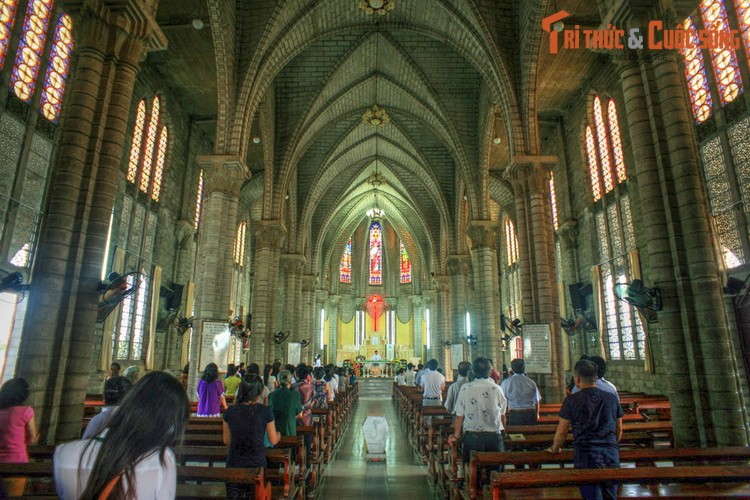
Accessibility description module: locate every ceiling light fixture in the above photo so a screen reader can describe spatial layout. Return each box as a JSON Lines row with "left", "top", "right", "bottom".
{"left": 192, "top": 18, "right": 204, "bottom": 30}
{"left": 252, "top": 137, "right": 261, "bottom": 144}
{"left": 492, "top": 137, "right": 501, "bottom": 145}
{"left": 359, "top": 0, "right": 395, "bottom": 16}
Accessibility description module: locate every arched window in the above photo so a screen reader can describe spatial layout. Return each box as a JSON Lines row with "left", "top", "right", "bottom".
{"left": 701, "top": 0, "right": 743, "bottom": 105}
{"left": 339, "top": 238, "right": 351, "bottom": 283}
{"left": 194, "top": 169, "right": 204, "bottom": 230}
{"left": 586, "top": 94, "right": 645, "bottom": 361}
{"left": 234, "top": 221, "right": 247, "bottom": 265}
{"left": 549, "top": 173, "right": 559, "bottom": 231}
{"left": 503, "top": 217, "right": 521, "bottom": 321}
{"left": 116, "top": 273, "right": 149, "bottom": 361}
{"left": 681, "top": 17, "right": 713, "bottom": 123}
{"left": 737, "top": 0, "right": 750, "bottom": 61}
{"left": 369, "top": 221, "right": 383, "bottom": 285}
{"left": 0, "top": 0, "right": 19, "bottom": 70}
{"left": 40, "top": 13, "right": 73, "bottom": 122}
{"left": 126, "top": 96, "right": 168, "bottom": 202}
{"left": 399, "top": 240, "right": 411, "bottom": 284}
{"left": 10, "top": 0, "right": 52, "bottom": 103}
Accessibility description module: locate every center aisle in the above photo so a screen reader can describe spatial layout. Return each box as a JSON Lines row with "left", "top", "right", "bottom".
{"left": 315, "top": 378, "right": 438, "bottom": 499}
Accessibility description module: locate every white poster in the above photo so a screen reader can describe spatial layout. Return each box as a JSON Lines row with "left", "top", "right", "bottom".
{"left": 200, "top": 321, "right": 231, "bottom": 369}
{"left": 522, "top": 323, "right": 552, "bottom": 374}
{"left": 450, "top": 343, "right": 464, "bottom": 372}
{"left": 386, "top": 344, "right": 395, "bottom": 360}
{"left": 288, "top": 342, "right": 301, "bottom": 366}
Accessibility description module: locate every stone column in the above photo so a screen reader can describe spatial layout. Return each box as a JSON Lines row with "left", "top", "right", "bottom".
{"left": 433, "top": 275, "right": 452, "bottom": 366}
{"left": 467, "top": 221, "right": 502, "bottom": 359}
{"left": 327, "top": 296, "right": 339, "bottom": 364}
{"left": 281, "top": 254, "right": 305, "bottom": 358}
{"left": 651, "top": 53, "right": 747, "bottom": 445}
{"left": 558, "top": 220, "right": 584, "bottom": 361}
{"left": 410, "top": 295, "right": 423, "bottom": 358}
{"left": 14, "top": 1, "right": 166, "bottom": 442}
{"left": 189, "top": 156, "right": 248, "bottom": 396}
{"left": 507, "top": 157, "right": 565, "bottom": 402}
{"left": 250, "top": 221, "right": 286, "bottom": 365}
{"left": 301, "top": 275, "right": 317, "bottom": 364}
{"left": 315, "top": 289, "right": 328, "bottom": 362}
{"left": 446, "top": 255, "right": 471, "bottom": 344}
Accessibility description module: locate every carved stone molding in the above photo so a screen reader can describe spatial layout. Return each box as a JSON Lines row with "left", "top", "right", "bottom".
{"left": 174, "top": 219, "right": 195, "bottom": 247}
{"left": 446, "top": 255, "right": 471, "bottom": 277}
{"left": 302, "top": 275, "right": 318, "bottom": 292}
{"left": 410, "top": 295, "right": 423, "bottom": 307}
{"left": 197, "top": 155, "right": 249, "bottom": 197}
{"left": 281, "top": 254, "right": 306, "bottom": 274}
{"left": 558, "top": 219, "right": 579, "bottom": 248}
{"left": 253, "top": 220, "right": 286, "bottom": 250}
{"left": 506, "top": 155, "right": 557, "bottom": 196}
{"left": 467, "top": 220, "right": 500, "bottom": 251}
{"left": 433, "top": 275, "right": 451, "bottom": 293}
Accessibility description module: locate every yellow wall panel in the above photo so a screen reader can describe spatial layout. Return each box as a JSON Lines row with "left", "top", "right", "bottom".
{"left": 339, "top": 318, "right": 355, "bottom": 346}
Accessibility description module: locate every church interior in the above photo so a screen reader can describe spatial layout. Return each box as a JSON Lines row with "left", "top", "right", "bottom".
{"left": 1, "top": 0, "right": 750, "bottom": 496}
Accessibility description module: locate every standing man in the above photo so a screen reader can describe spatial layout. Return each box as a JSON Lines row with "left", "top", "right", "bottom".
{"left": 448, "top": 358, "right": 507, "bottom": 480}
{"left": 444, "top": 361, "right": 471, "bottom": 413}
{"left": 371, "top": 351, "right": 382, "bottom": 361}
{"left": 414, "top": 363, "right": 427, "bottom": 386}
{"left": 500, "top": 358, "right": 541, "bottom": 425}
{"left": 547, "top": 359, "right": 623, "bottom": 500}
{"left": 404, "top": 363, "right": 416, "bottom": 386}
{"left": 571, "top": 355, "right": 619, "bottom": 402}
{"left": 420, "top": 359, "right": 445, "bottom": 405}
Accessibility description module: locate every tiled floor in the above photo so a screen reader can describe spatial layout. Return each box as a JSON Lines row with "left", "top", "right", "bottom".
{"left": 315, "top": 378, "right": 439, "bottom": 499}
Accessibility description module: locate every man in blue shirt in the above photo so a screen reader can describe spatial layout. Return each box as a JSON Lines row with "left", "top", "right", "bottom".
{"left": 571, "top": 355, "right": 619, "bottom": 402}
{"left": 500, "top": 358, "right": 541, "bottom": 425}
{"left": 547, "top": 359, "right": 623, "bottom": 500}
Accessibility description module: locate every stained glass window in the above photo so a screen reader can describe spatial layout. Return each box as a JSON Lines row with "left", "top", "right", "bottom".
{"left": 234, "top": 221, "right": 247, "bottom": 265}
{"left": 0, "top": 0, "right": 19, "bottom": 70}
{"left": 585, "top": 127, "right": 601, "bottom": 201}
{"left": 504, "top": 218, "right": 519, "bottom": 266}
{"left": 701, "top": 0, "right": 743, "bottom": 104}
{"left": 152, "top": 126, "right": 167, "bottom": 202}
{"left": 10, "top": 0, "right": 52, "bottom": 102}
{"left": 607, "top": 100, "right": 627, "bottom": 184}
{"left": 400, "top": 240, "right": 412, "bottom": 284}
{"left": 549, "top": 173, "right": 559, "bottom": 231}
{"left": 369, "top": 221, "right": 383, "bottom": 285}
{"left": 40, "top": 14, "right": 73, "bottom": 122}
{"left": 194, "top": 169, "right": 204, "bottom": 230}
{"left": 736, "top": 0, "right": 750, "bottom": 62}
{"left": 139, "top": 96, "right": 160, "bottom": 194}
{"left": 339, "top": 238, "right": 352, "bottom": 283}
{"left": 127, "top": 100, "right": 146, "bottom": 183}
{"left": 682, "top": 17, "right": 714, "bottom": 123}
{"left": 593, "top": 96, "right": 614, "bottom": 194}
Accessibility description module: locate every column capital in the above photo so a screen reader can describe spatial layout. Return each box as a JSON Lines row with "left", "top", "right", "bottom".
{"left": 467, "top": 220, "right": 500, "bottom": 251}
{"left": 558, "top": 219, "right": 579, "bottom": 247}
{"left": 174, "top": 219, "right": 195, "bottom": 246}
{"left": 253, "top": 220, "right": 286, "bottom": 250}
{"left": 433, "top": 275, "right": 451, "bottom": 293}
{"left": 302, "top": 275, "right": 318, "bottom": 291}
{"left": 197, "top": 155, "right": 249, "bottom": 197}
{"left": 446, "top": 255, "right": 471, "bottom": 277}
{"left": 281, "top": 254, "right": 306, "bottom": 274}
{"left": 506, "top": 156, "right": 556, "bottom": 195}
{"left": 410, "top": 295, "right": 423, "bottom": 307}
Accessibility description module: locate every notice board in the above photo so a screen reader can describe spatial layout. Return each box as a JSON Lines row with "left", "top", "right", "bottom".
{"left": 200, "top": 321, "right": 231, "bottom": 368}
{"left": 288, "top": 342, "right": 301, "bottom": 366}
{"left": 522, "top": 323, "right": 552, "bottom": 374}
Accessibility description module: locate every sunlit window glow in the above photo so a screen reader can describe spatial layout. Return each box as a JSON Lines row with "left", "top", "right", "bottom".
{"left": 736, "top": 0, "right": 750, "bottom": 63}
{"left": 10, "top": 0, "right": 52, "bottom": 102}
{"left": 681, "top": 17, "right": 714, "bottom": 123}
{"left": 701, "top": 0, "right": 743, "bottom": 104}
{"left": 40, "top": 14, "right": 73, "bottom": 122}
{"left": 127, "top": 100, "right": 146, "bottom": 184}
{"left": 234, "top": 221, "right": 247, "bottom": 265}
{"left": 593, "top": 96, "right": 614, "bottom": 194}
{"left": 194, "top": 169, "right": 204, "bottom": 230}
{"left": 549, "top": 174, "right": 559, "bottom": 231}
{"left": 585, "top": 126, "right": 601, "bottom": 201}
{"left": 339, "top": 238, "right": 352, "bottom": 283}
{"left": 0, "top": 0, "right": 19, "bottom": 71}
{"left": 139, "top": 96, "right": 160, "bottom": 194}
{"left": 607, "top": 99, "right": 627, "bottom": 184}
{"left": 151, "top": 126, "right": 167, "bottom": 201}
{"left": 504, "top": 218, "right": 519, "bottom": 266}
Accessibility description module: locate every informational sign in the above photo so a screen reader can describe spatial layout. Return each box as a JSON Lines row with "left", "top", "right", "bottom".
{"left": 288, "top": 342, "right": 301, "bottom": 366}
{"left": 522, "top": 323, "right": 552, "bottom": 374}
{"left": 200, "top": 321, "right": 231, "bottom": 369}
{"left": 450, "top": 343, "right": 464, "bottom": 372}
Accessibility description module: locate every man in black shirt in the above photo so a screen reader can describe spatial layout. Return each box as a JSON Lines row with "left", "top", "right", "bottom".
{"left": 547, "top": 359, "right": 623, "bottom": 499}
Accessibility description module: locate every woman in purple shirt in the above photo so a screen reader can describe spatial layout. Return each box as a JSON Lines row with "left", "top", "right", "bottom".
{"left": 197, "top": 363, "right": 227, "bottom": 417}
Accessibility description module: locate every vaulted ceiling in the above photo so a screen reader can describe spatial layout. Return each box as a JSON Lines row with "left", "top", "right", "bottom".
{"left": 150, "top": 0, "right": 605, "bottom": 283}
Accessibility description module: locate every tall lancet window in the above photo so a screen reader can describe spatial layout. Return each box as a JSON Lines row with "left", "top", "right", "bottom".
{"left": 339, "top": 238, "right": 352, "bottom": 283}
{"left": 369, "top": 221, "right": 383, "bottom": 285}
{"left": 399, "top": 240, "right": 411, "bottom": 284}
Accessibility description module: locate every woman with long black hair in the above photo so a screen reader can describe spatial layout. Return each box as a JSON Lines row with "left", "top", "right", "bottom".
{"left": 197, "top": 362, "right": 227, "bottom": 417}
{"left": 0, "top": 378, "right": 38, "bottom": 496}
{"left": 223, "top": 374, "right": 280, "bottom": 498}
{"left": 54, "top": 371, "right": 189, "bottom": 499}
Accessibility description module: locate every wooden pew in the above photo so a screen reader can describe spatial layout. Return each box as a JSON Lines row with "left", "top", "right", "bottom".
{"left": 467, "top": 447, "right": 750, "bottom": 500}
{"left": 0, "top": 462, "right": 271, "bottom": 500}
{"left": 490, "top": 464, "right": 750, "bottom": 499}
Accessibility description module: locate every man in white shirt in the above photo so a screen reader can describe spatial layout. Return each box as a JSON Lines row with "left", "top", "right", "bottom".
{"left": 405, "top": 363, "right": 416, "bottom": 385}
{"left": 500, "top": 358, "right": 541, "bottom": 425}
{"left": 420, "top": 359, "right": 446, "bottom": 404}
{"left": 371, "top": 351, "right": 382, "bottom": 361}
{"left": 448, "top": 357, "right": 508, "bottom": 467}
{"left": 444, "top": 361, "right": 471, "bottom": 413}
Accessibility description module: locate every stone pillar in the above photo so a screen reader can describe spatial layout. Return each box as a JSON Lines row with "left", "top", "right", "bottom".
{"left": 650, "top": 53, "right": 747, "bottom": 445}
{"left": 433, "top": 275, "right": 452, "bottom": 367}
{"left": 315, "top": 289, "right": 328, "bottom": 362}
{"left": 558, "top": 220, "right": 584, "bottom": 361}
{"left": 189, "top": 156, "right": 248, "bottom": 396}
{"left": 328, "top": 296, "right": 340, "bottom": 364}
{"left": 301, "top": 275, "right": 317, "bottom": 364}
{"left": 410, "top": 295, "right": 423, "bottom": 358}
{"left": 507, "top": 157, "right": 565, "bottom": 402}
{"left": 250, "top": 221, "right": 286, "bottom": 365}
{"left": 281, "top": 254, "right": 305, "bottom": 357}
{"left": 14, "top": 1, "right": 166, "bottom": 442}
{"left": 468, "top": 221, "right": 502, "bottom": 360}
{"left": 447, "top": 255, "right": 471, "bottom": 344}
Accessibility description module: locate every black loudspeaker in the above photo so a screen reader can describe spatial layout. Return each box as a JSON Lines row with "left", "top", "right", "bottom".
{"left": 168, "top": 284, "right": 184, "bottom": 310}
{"left": 569, "top": 283, "right": 585, "bottom": 311}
